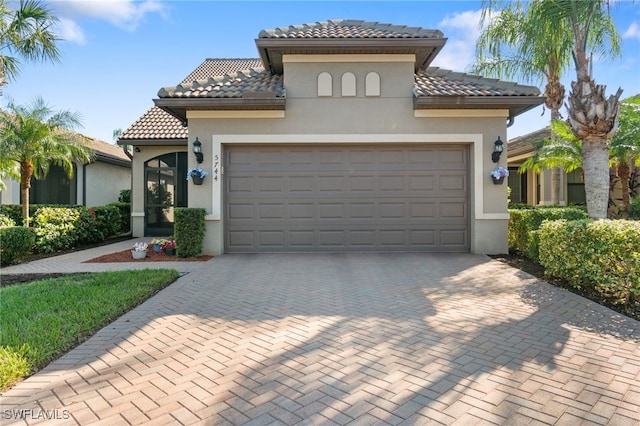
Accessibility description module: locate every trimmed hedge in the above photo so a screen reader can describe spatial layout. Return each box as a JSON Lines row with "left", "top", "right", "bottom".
{"left": 92, "top": 205, "right": 122, "bottom": 239}
{"left": 508, "top": 207, "right": 588, "bottom": 261}
{"left": 0, "top": 214, "right": 15, "bottom": 227}
{"left": 174, "top": 208, "right": 206, "bottom": 258}
{"left": 108, "top": 202, "right": 131, "bottom": 234}
{"left": 0, "top": 227, "right": 35, "bottom": 266}
{"left": 538, "top": 220, "right": 640, "bottom": 304}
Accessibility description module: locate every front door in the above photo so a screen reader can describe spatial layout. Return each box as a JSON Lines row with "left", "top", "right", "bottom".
{"left": 144, "top": 152, "right": 187, "bottom": 236}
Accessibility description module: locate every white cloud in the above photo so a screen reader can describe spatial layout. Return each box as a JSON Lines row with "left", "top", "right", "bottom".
{"left": 623, "top": 21, "right": 640, "bottom": 41}
{"left": 55, "top": 18, "right": 86, "bottom": 44}
{"left": 431, "top": 10, "right": 484, "bottom": 71}
{"left": 48, "top": 0, "right": 168, "bottom": 43}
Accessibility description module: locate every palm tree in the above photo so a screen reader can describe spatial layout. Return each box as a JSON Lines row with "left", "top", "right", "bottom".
{"left": 474, "top": 1, "right": 574, "bottom": 204}
{"left": 539, "top": 0, "right": 622, "bottom": 219}
{"left": 477, "top": 0, "right": 622, "bottom": 218}
{"left": 520, "top": 120, "right": 583, "bottom": 176}
{"left": 0, "top": 97, "right": 94, "bottom": 225}
{"left": 0, "top": 0, "right": 60, "bottom": 92}
{"left": 609, "top": 94, "right": 640, "bottom": 216}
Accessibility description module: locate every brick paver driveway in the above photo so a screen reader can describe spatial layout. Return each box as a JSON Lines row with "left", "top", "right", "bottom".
{"left": 1, "top": 253, "right": 639, "bottom": 425}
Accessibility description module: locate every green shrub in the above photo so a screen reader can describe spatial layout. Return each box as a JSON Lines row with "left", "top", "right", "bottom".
{"left": 91, "top": 205, "right": 122, "bottom": 239}
{"left": 0, "top": 226, "right": 35, "bottom": 265}
{"left": 32, "top": 207, "right": 80, "bottom": 253}
{"left": 0, "top": 204, "right": 77, "bottom": 226}
{"left": 0, "top": 214, "right": 15, "bottom": 227}
{"left": 174, "top": 208, "right": 206, "bottom": 258}
{"left": 508, "top": 207, "right": 588, "bottom": 261}
{"left": 630, "top": 197, "right": 640, "bottom": 220}
{"left": 538, "top": 219, "right": 640, "bottom": 304}
{"left": 0, "top": 205, "right": 22, "bottom": 225}
{"left": 108, "top": 202, "right": 131, "bottom": 233}
{"left": 118, "top": 189, "right": 131, "bottom": 203}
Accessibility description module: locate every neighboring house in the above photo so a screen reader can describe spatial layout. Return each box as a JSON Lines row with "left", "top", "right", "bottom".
{"left": 507, "top": 127, "right": 640, "bottom": 215}
{"left": 506, "top": 127, "right": 585, "bottom": 207}
{"left": 118, "top": 19, "right": 543, "bottom": 255}
{"left": 1, "top": 137, "right": 131, "bottom": 207}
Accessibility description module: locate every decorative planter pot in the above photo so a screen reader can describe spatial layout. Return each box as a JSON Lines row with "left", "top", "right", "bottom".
{"left": 192, "top": 175, "right": 204, "bottom": 185}
{"left": 153, "top": 243, "right": 162, "bottom": 253}
{"left": 492, "top": 176, "right": 505, "bottom": 185}
{"left": 165, "top": 247, "right": 175, "bottom": 256}
{"left": 131, "top": 250, "right": 147, "bottom": 260}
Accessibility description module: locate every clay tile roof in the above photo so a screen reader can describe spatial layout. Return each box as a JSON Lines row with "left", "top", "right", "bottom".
{"left": 414, "top": 68, "right": 541, "bottom": 97}
{"left": 120, "top": 59, "right": 263, "bottom": 141}
{"left": 259, "top": 19, "right": 443, "bottom": 39}
{"left": 180, "top": 58, "right": 264, "bottom": 84}
{"left": 158, "top": 68, "right": 285, "bottom": 99}
{"left": 119, "top": 106, "right": 188, "bottom": 141}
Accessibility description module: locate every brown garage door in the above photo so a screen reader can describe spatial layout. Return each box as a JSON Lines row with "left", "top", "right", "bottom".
{"left": 225, "top": 144, "right": 469, "bottom": 252}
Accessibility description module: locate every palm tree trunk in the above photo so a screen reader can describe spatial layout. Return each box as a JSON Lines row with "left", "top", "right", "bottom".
{"left": 19, "top": 161, "right": 33, "bottom": 226}
{"left": 581, "top": 136, "right": 610, "bottom": 219}
{"left": 546, "top": 79, "right": 564, "bottom": 205}
{"left": 618, "top": 162, "right": 631, "bottom": 218}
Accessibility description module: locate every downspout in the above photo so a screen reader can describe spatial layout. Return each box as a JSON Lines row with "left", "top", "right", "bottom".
{"left": 506, "top": 115, "right": 515, "bottom": 128}
{"left": 82, "top": 163, "right": 87, "bottom": 206}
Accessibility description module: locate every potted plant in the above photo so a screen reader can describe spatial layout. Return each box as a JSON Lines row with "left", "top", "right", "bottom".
{"left": 164, "top": 239, "right": 176, "bottom": 256}
{"left": 187, "top": 168, "right": 208, "bottom": 185}
{"left": 151, "top": 238, "right": 167, "bottom": 253}
{"left": 131, "top": 242, "right": 148, "bottom": 259}
{"left": 490, "top": 166, "right": 509, "bottom": 184}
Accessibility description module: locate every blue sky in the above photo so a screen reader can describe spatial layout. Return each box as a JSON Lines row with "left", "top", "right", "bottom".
{"left": 3, "top": 0, "right": 640, "bottom": 144}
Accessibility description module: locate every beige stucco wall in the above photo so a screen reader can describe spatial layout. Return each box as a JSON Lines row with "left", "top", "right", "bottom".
{"left": 177, "top": 56, "right": 510, "bottom": 255}
{"left": 0, "top": 180, "right": 20, "bottom": 205}
{"left": 82, "top": 162, "right": 131, "bottom": 207}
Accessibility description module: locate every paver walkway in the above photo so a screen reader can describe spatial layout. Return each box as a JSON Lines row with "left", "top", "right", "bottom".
{"left": 1, "top": 250, "right": 639, "bottom": 425}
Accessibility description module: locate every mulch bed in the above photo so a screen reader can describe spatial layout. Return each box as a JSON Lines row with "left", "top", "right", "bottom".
{"left": 84, "top": 249, "right": 212, "bottom": 263}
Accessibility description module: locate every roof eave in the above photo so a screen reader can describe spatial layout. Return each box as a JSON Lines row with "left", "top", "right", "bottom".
{"left": 94, "top": 153, "right": 131, "bottom": 167}
{"left": 153, "top": 98, "right": 286, "bottom": 123}
{"left": 255, "top": 38, "right": 447, "bottom": 73}
{"left": 414, "top": 95, "right": 545, "bottom": 118}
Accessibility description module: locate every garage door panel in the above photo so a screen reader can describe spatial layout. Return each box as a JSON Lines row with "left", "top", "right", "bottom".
{"left": 225, "top": 144, "right": 469, "bottom": 252}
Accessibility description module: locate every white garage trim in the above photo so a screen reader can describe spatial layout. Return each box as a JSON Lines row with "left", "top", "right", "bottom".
{"left": 209, "top": 133, "right": 506, "bottom": 221}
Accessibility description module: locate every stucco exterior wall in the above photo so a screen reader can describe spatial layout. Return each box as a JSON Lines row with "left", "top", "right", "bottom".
{"left": 181, "top": 56, "right": 510, "bottom": 255}
{"left": 82, "top": 162, "right": 131, "bottom": 207}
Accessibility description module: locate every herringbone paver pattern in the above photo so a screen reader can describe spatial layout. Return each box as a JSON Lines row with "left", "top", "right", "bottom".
{"left": 1, "top": 252, "right": 639, "bottom": 425}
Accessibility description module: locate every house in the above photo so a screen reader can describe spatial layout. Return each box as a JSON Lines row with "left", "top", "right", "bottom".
{"left": 1, "top": 137, "right": 131, "bottom": 207}
{"left": 507, "top": 127, "right": 639, "bottom": 215}
{"left": 118, "top": 19, "right": 543, "bottom": 254}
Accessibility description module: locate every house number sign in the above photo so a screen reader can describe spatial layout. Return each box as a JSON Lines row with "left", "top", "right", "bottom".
{"left": 213, "top": 155, "right": 219, "bottom": 181}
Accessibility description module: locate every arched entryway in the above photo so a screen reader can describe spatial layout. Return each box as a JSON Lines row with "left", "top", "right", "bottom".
{"left": 144, "top": 152, "right": 187, "bottom": 236}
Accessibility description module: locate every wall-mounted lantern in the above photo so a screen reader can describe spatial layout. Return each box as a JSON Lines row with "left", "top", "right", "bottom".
{"left": 193, "top": 137, "right": 203, "bottom": 164}
{"left": 492, "top": 136, "right": 504, "bottom": 163}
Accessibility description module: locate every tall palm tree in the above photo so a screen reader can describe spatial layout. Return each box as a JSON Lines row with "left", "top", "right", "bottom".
{"left": 0, "top": 0, "right": 60, "bottom": 92}
{"left": 473, "top": 1, "right": 573, "bottom": 204}
{"left": 537, "top": 0, "right": 622, "bottom": 218}
{"left": 0, "top": 97, "right": 94, "bottom": 225}
{"left": 609, "top": 94, "right": 640, "bottom": 216}
{"left": 477, "top": 0, "right": 621, "bottom": 218}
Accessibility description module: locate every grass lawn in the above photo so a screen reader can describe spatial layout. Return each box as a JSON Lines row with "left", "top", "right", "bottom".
{"left": 0, "top": 269, "right": 180, "bottom": 392}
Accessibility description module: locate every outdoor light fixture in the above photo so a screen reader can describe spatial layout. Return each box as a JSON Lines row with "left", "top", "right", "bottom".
{"left": 192, "top": 137, "right": 203, "bottom": 164}
{"left": 492, "top": 136, "right": 504, "bottom": 163}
